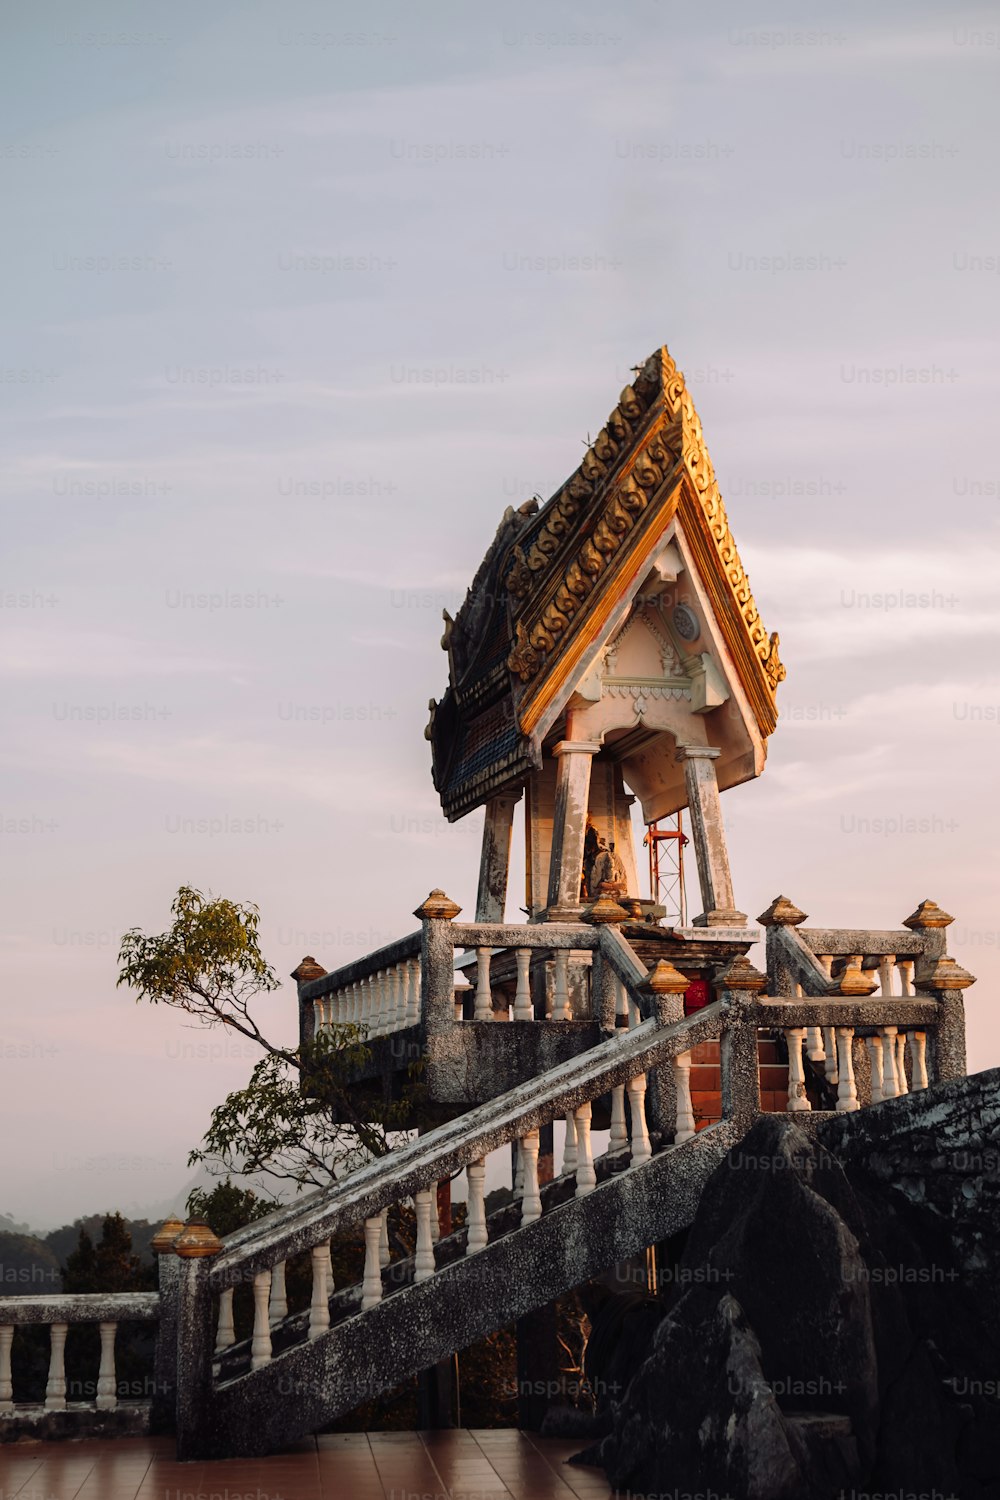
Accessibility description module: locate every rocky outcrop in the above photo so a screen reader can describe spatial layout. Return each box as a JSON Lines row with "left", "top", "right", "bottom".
{"left": 579, "top": 1068, "right": 1000, "bottom": 1500}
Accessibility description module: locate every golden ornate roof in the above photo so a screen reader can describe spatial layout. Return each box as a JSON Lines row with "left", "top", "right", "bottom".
{"left": 429, "top": 347, "right": 785, "bottom": 821}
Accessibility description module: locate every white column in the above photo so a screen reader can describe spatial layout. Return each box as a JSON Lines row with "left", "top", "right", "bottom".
{"left": 835, "top": 1027, "right": 859, "bottom": 1112}
{"left": 574, "top": 1102, "right": 596, "bottom": 1195}
{"left": 909, "top": 1031, "right": 929, "bottom": 1091}
{"left": 674, "top": 744, "right": 740, "bottom": 923}
{"left": 406, "top": 957, "right": 421, "bottom": 1025}
{"left": 673, "top": 1051, "right": 696, "bottom": 1142}
{"left": 474, "top": 947, "right": 493, "bottom": 1021}
{"left": 313, "top": 998, "right": 326, "bottom": 1038}
{"left": 215, "top": 1288, "right": 235, "bottom": 1353}
{"left": 519, "top": 1130, "right": 542, "bottom": 1224}
{"left": 562, "top": 1111, "right": 578, "bottom": 1174}
{"left": 785, "top": 1028, "right": 812, "bottom": 1112}
{"left": 627, "top": 1074, "right": 651, "bottom": 1165}
{"left": 546, "top": 741, "right": 599, "bottom": 912}
{"left": 362, "top": 1218, "right": 383, "bottom": 1309}
{"left": 96, "top": 1322, "right": 118, "bottom": 1410}
{"left": 895, "top": 1031, "right": 909, "bottom": 1095}
{"left": 552, "top": 949, "right": 570, "bottom": 1021}
{"left": 45, "top": 1322, "right": 67, "bottom": 1410}
{"left": 898, "top": 960, "right": 915, "bottom": 996}
{"left": 251, "top": 1271, "right": 272, "bottom": 1369}
{"left": 878, "top": 956, "right": 896, "bottom": 997}
{"left": 822, "top": 1026, "right": 839, "bottom": 1084}
{"left": 0, "top": 1325, "right": 12, "bottom": 1413}
{"left": 513, "top": 949, "right": 533, "bottom": 1020}
{"left": 609, "top": 1084, "right": 628, "bottom": 1155}
{"left": 414, "top": 1188, "right": 436, "bottom": 1281}
{"left": 466, "top": 1160, "right": 488, "bottom": 1253}
{"left": 268, "top": 1260, "right": 287, "bottom": 1326}
{"left": 866, "top": 1034, "right": 884, "bottom": 1105}
{"left": 476, "top": 792, "right": 517, "bottom": 922}
{"left": 309, "top": 1244, "right": 330, "bottom": 1339}
{"left": 806, "top": 1026, "right": 825, "bottom": 1061}
{"left": 881, "top": 1026, "right": 900, "bottom": 1099}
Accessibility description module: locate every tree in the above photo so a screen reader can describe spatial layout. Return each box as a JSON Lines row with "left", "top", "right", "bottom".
{"left": 63, "top": 1213, "right": 151, "bottom": 1294}
{"left": 118, "top": 887, "right": 425, "bottom": 1195}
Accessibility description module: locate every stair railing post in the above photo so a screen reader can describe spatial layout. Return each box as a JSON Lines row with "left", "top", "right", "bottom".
{"left": 713, "top": 955, "right": 766, "bottom": 1133}
{"left": 174, "top": 1249, "right": 220, "bottom": 1461}
{"left": 913, "top": 950, "right": 974, "bottom": 1083}
{"left": 150, "top": 1217, "right": 184, "bottom": 1434}
{"left": 415, "top": 890, "right": 463, "bottom": 1093}
{"left": 639, "top": 959, "right": 689, "bottom": 1142}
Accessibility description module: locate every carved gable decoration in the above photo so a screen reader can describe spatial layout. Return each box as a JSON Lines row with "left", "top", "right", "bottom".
{"left": 429, "top": 347, "right": 785, "bottom": 822}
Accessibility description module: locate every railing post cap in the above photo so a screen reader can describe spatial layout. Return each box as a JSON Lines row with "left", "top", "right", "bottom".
{"left": 837, "top": 959, "right": 879, "bottom": 997}
{"left": 174, "top": 1218, "right": 224, "bottom": 1259}
{"left": 584, "top": 894, "right": 631, "bottom": 926}
{"left": 902, "top": 900, "right": 955, "bottom": 931}
{"left": 712, "top": 955, "right": 767, "bottom": 993}
{"left": 414, "top": 890, "right": 462, "bottom": 921}
{"left": 757, "top": 895, "right": 808, "bottom": 927}
{"left": 915, "top": 954, "right": 976, "bottom": 991}
{"left": 151, "top": 1216, "right": 186, "bottom": 1255}
{"left": 291, "top": 955, "right": 328, "bottom": 984}
{"left": 642, "top": 959, "right": 691, "bottom": 995}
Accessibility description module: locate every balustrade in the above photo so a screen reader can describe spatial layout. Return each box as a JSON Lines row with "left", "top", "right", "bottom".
{"left": 0, "top": 1294, "right": 158, "bottom": 1419}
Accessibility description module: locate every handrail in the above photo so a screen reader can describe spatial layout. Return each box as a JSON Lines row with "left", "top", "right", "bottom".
{"left": 301, "top": 930, "right": 421, "bottom": 1000}
{"left": 0, "top": 1293, "right": 159, "bottom": 1326}
{"left": 213, "top": 1003, "right": 724, "bottom": 1279}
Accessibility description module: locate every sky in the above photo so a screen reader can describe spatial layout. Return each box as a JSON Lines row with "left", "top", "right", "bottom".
{"left": 1, "top": 0, "right": 998, "bottom": 1230}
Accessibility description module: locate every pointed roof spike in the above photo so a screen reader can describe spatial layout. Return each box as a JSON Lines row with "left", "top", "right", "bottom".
{"left": 902, "top": 900, "right": 955, "bottom": 930}
{"left": 757, "top": 896, "right": 808, "bottom": 927}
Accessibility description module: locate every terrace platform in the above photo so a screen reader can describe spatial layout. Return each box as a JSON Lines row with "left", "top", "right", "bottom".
{"left": 0, "top": 1430, "right": 612, "bottom": 1500}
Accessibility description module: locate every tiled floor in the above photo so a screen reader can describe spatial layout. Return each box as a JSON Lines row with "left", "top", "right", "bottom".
{"left": 0, "top": 1429, "right": 614, "bottom": 1499}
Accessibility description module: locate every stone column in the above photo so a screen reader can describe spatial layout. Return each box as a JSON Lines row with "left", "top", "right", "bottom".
{"left": 546, "top": 740, "right": 600, "bottom": 917}
{"left": 476, "top": 793, "right": 519, "bottom": 923}
{"left": 415, "top": 890, "right": 462, "bottom": 1095}
{"left": 714, "top": 956, "right": 765, "bottom": 1132}
{"left": 675, "top": 745, "right": 745, "bottom": 927}
{"left": 915, "top": 953, "right": 975, "bottom": 1082}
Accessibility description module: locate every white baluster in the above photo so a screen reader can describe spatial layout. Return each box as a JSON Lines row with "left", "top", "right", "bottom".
{"left": 835, "top": 1027, "right": 859, "bottom": 1112}
{"left": 454, "top": 975, "right": 468, "bottom": 1022}
{"left": 520, "top": 1130, "right": 542, "bottom": 1224}
{"left": 379, "top": 1207, "right": 391, "bottom": 1268}
{"left": 574, "top": 1103, "right": 596, "bottom": 1196}
{"left": 785, "top": 1028, "right": 812, "bottom": 1112}
{"left": 474, "top": 947, "right": 493, "bottom": 1021}
{"left": 215, "top": 1288, "right": 235, "bottom": 1353}
{"left": 96, "top": 1322, "right": 118, "bottom": 1410}
{"left": 673, "top": 1051, "right": 696, "bottom": 1142}
{"left": 552, "top": 949, "right": 570, "bottom": 1021}
{"left": 909, "top": 1031, "right": 928, "bottom": 1091}
{"left": 251, "top": 1271, "right": 272, "bottom": 1369}
{"left": 359, "top": 976, "right": 371, "bottom": 1028}
{"left": 45, "top": 1322, "right": 67, "bottom": 1410}
{"left": 513, "top": 1139, "right": 523, "bottom": 1200}
{"left": 0, "top": 1325, "right": 12, "bottom": 1413}
{"left": 429, "top": 1182, "right": 440, "bottom": 1243}
{"left": 806, "top": 1026, "right": 825, "bottom": 1061}
{"left": 406, "top": 956, "right": 421, "bottom": 1025}
{"left": 362, "top": 1218, "right": 383, "bottom": 1309}
{"left": 513, "top": 949, "right": 533, "bottom": 1019}
{"left": 822, "top": 1026, "right": 839, "bottom": 1085}
{"left": 268, "top": 1260, "right": 287, "bottom": 1326}
{"left": 881, "top": 1026, "right": 899, "bottom": 1099}
{"left": 466, "top": 1160, "right": 488, "bottom": 1253}
{"left": 309, "top": 1244, "right": 330, "bottom": 1339}
{"left": 313, "top": 998, "right": 325, "bottom": 1038}
{"left": 396, "top": 964, "right": 409, "bottom": 1027}
{"left": 898, "top": 960, "right": 915, "bottom": 997}
{"left": 895, "top": 1031, "right": 909, "bottom": 1095}
{"left": 377, "top": 970, "right": 389, "bottom": 1033}
{"left": 627, "top": 1074, "right": 651, "bottom": 1165}
{"left": 562, "top": 1111, "right": 578, "bottom": 1174}
{"left": 866, "top": 1033, "right": 884, "bottom": 1105}
{"left": 609, "top": 1084, "right": 628, "bottom": 1155}
{"left": 615, "top": 977, "right": 628, "bottom": 1025}
{"left": 878, "top": 956, "right": 896, "bottom": 997}
{"left": 414, "top": 1188, "right": 436, "bottom": 1281}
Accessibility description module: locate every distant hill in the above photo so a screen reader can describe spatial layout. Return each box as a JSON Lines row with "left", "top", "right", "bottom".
{"left": 0, "top": 1231, "right": 63, "bottom": 1292}
{"left": 43, "top": 1215, "right": 159, "bottom": 1271}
